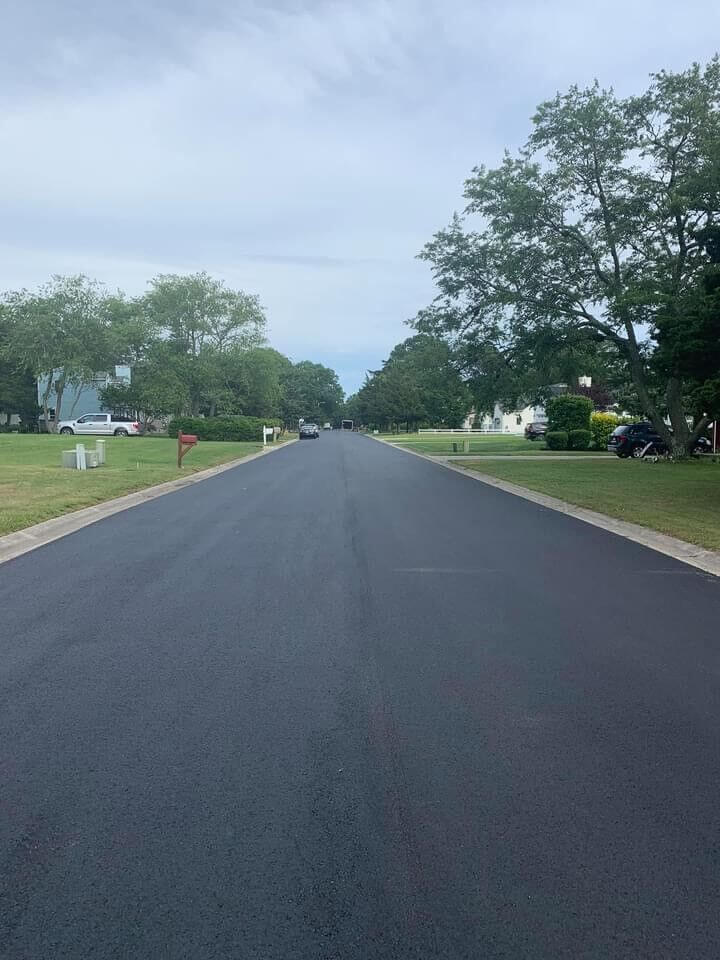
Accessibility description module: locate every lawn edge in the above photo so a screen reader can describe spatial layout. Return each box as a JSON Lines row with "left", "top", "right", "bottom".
{"left": 0, "top": 440, "right": 297, "bottom": 566}
{"left": 369, "top": 435, "right": 720, "bottom": 578}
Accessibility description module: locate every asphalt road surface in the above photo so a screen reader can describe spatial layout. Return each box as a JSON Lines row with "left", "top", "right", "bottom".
{"left": 2, "top": 432, "right": 720, "bottom": 959}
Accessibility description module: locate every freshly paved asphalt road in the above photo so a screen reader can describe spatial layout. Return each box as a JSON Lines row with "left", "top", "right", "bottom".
{"left": 2, "top": 432, "right": 720, "bottom": 959}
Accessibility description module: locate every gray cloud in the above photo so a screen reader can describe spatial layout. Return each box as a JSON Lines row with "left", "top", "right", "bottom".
{"left": 1, "top": 0, "right": 718, "bottom": 390}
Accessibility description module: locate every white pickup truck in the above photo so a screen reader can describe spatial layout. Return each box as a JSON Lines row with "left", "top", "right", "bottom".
{"left": 57, "top": 414, "right": 141, "bottom": 436}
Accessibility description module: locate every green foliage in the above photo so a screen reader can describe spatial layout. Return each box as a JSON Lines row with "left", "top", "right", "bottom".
{"left": 653, "top": 226, "right": 720, "bottom": 420}
{"left": 546, "top": 395, "right": 593, "bottom": 433}
{"left": 545, "top": 431, "right": 569, "bottom": 450}
{"left": 567, "top": 429, "right": 591, "bottom": 450}
{"left": 218, "top": 347, "right": 292, "bottom": 419}
{"left": 590, "top": 412, "right": 621, "bottom": 450}
{"left": 143, "top": 272, "right": 266, "bottom": 416}
{"left": 416, "top": 57, "right": 720, "bottom": 456}
{"left": 1, "top": 276, "right": 137, "bottom": 431}
{"left": 167, "top": 416, "right": 281, "bottom": 442}
{"left": 356, "top": 335, "right": 471, "bottom": 430}
{"left": 3, "top": 271, "right": 343, "bottom": 432}
{"left": 280, "top": 361, "right": 344, "bottom": 425}
{"left": 0, "top": 309, "right": 38, "bottom": 424}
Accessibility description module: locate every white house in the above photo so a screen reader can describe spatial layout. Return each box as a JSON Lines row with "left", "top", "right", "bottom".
{"left": 463, "top": 378, "right": 594, "bottom": 433}
{"left": 464, "top": 402, "right": 547, "bottom": 434}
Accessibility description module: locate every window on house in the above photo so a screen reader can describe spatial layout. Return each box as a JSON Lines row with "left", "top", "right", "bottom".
{"left": 516, "top": 415, "right": 522, "bottom": 425}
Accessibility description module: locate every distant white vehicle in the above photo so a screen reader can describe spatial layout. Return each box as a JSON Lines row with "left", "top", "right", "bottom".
{"left": 323, "top": 422, "right": 332, "bottom": 430}
{"left": 57, "top": 413, "right": 141, "bottom": 437}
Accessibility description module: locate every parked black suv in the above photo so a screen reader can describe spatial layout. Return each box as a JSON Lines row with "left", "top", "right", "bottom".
{"left": 608, "top": 422, "right": 711, "bottom": 458}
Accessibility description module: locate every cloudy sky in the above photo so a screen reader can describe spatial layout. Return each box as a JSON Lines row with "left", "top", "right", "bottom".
{"left": 2, "top": 1, "right": 718, "bottom": 392}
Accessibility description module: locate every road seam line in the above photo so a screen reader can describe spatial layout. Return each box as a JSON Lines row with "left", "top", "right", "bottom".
{"left": 369, "top": 435, "right": 720, "bottom": 578}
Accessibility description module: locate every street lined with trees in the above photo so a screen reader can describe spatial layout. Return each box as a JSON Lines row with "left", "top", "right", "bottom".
{"left": 349, "top": 334, "right": 471, "bottom": 432}
{"left": 0, "top": 273, "right": 344, "bottom": 432}
{"left": 414, "top": 59, "right": 720, "bottom": 456}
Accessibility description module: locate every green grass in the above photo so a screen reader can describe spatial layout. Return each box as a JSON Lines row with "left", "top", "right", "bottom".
{"left": 379, "top": 433, "right": 609, "bottom": 456}
{"left": 457, "top": 457, "right": 720, "bottom": 551}
{"left": 0, "top": 435, "right": 268, "bottom": 535}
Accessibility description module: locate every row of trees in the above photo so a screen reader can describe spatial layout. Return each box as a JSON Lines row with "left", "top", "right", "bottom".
{"left": 412, "top": 58, "right": 720, "bottom": 457}
{"left": 344, "top": 335, "right": 471, "bottom": 432}
{"left": 0, "top": 273, "right": 344, "bottom": 431}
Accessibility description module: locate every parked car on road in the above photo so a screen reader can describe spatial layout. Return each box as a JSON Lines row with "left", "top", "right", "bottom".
{"left": 299, "top": 423, "right": 320, "bottom": 439}
{"left": 57, "top": 414, "right": 141, "bottom": 437}
{"left": 323, "top": 423, "right": 332, "bottom": 430}
{"left": 524, "top": 421, "right": 548, "bottom": 441}
{"left": 608, "top": 422, "right": 711, "bottom": 458}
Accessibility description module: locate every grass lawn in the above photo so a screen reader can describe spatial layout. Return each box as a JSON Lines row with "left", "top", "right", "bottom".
{"left": 457, "top": 457, "right": 720, "bottom": 551}
{"left": 379, "top": 433, "right": 609, "bottom": 456}
{"left": 0, "top": 435, "right": 268, "bottom": 535}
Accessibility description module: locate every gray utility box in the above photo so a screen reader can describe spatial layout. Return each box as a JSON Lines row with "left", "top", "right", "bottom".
{"left": 61, "top": 447, "right": 101, "bottom": 469}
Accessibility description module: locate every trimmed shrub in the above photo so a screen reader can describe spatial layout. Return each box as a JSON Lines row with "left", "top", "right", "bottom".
{"left": 568, "top": 428, "right": 591, "bottom": 450}
{"left": 167, "top": 416, "right": 281, "bottom": 442}
{"left": 590, "top": 412, "right": 620, "bottom": 450}
{"left": 545, "top": 430, "right": 569, "bottom": 450}
{"left": 546, "top": 394, "right": 593, "bottom": 433}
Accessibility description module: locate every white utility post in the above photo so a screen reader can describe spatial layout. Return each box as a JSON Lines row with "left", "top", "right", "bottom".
{"left": 75, "top": 443, "right": 87, "bottom": 471}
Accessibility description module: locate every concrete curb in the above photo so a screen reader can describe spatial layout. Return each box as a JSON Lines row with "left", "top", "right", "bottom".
{"left": 370, "top": 435, "right": 720, "bottom": 579}
{"left": 440, "top": 454, "right": 613, "bottom": 461}
{"left": 0, "top": 440, "right": 297, "bottom": 567}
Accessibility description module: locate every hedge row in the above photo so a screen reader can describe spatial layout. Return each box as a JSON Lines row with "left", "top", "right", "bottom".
{"left": 167, "top": 416, "right": 282, "bottom": 442}
{"left": 568, "top": 428, "right": 591, "bottom": 450}
{"left": 546, "top": 428, "right": 591, "bottom": 450}
{"left": 545, "top": 430, "right": 568, "bottom": 450}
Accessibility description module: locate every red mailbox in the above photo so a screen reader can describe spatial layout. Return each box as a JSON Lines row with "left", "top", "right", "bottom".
{"left": 177, "top": 433, "right": 198, "bottom": 467}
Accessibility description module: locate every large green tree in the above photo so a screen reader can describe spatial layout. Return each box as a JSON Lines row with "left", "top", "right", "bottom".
{"left": 356, "top": 335, "right": 471, "bottom": 431}
{"left": 2, "top": 276, "right": 126, "bottom": 431}
{"left": 99, "top": 341, "right": 190, "bottom": 428}
{"left": 216, "top": 347, "right": 292, "bottom": 419}
{"left": 653, "top": 226, "right": 720, "bottom": 423}
{"left": 0, "top": 307, "right": 38, "bottom": 426}
{"left": 280, "top": 361, "right": 344, "bottom": 425}
{"left": 143, "top": 272, "right": 266, "bottom": 415}
{"left": 417, "top": 59, "right": 720, "bottom": 455}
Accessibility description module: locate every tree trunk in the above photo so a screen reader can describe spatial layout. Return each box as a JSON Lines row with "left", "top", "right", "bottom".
{"left": 51, "top": 379, "right": 65, "bottom": 433}
{"left": 665, "top": 378, "right": 691, "bottom": 456}
{"left": 623, "top": 345, "right": 674, "bottom": 449}
{"left": 68, "top": 386, "right": 86, "bottom": 419}
{"left": 41, "top": 380, "right": 53, "bottom": 434}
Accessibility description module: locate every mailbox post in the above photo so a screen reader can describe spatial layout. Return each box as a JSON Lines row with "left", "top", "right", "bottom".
{"left": 177, "top": 432, "right": 198, "bottom": 467}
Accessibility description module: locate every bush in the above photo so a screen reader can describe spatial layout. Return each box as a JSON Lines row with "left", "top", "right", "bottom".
{"left": 546, "top": 394, "right": 593, "bottom": 433}
{"left": 167, "top": 416, "right": 281, "bottom": 442}
{"left": 545, "top": 430, "right": 569, "bottom": 450}
{"left": 567, "top": 429, "right": 591, "bottom": 450}
{"left": 590, "top": 412, "right": 620, "bottom": 450}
